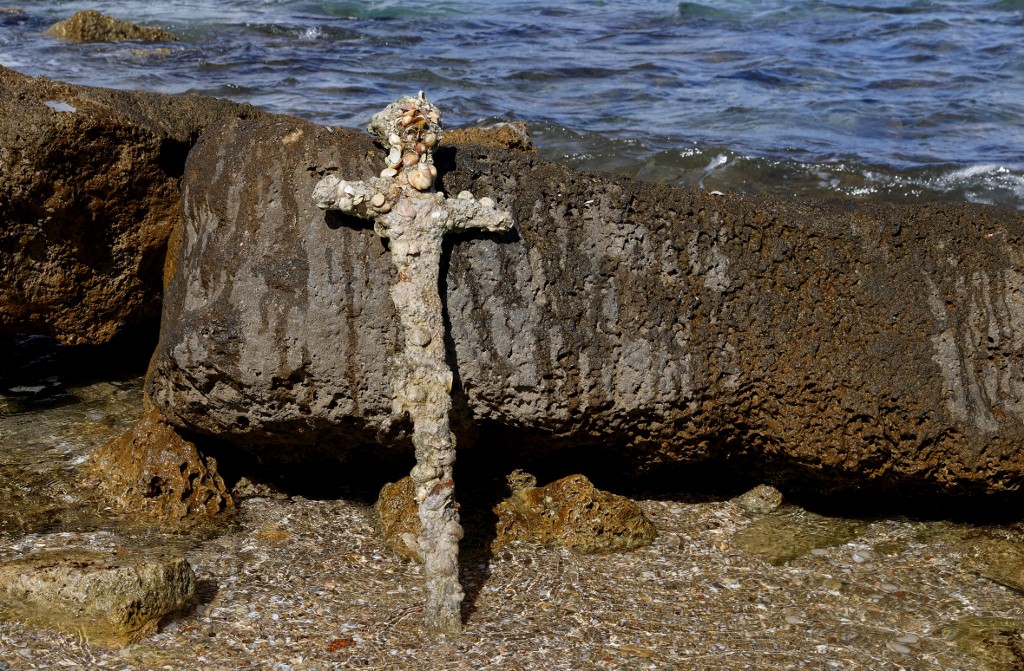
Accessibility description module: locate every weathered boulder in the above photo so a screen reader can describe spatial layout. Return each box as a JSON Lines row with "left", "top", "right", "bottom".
{"left": 46, "top": 10, "right": 178, "bottom": 43}
{"left": 85, "top": 402, "right": 233, "bottom": 525}
{"left": 0, "top": 549, "right": 195, "bottom": 645}
{"left": 0, "top": 65, "right": 267, "bottom": 344}
{"left": 147, "top": 115, "right": 1024, "bottom": 499}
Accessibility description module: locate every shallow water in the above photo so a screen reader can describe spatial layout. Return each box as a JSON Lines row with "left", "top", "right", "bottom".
{"left": 2, "top": 0, "right": 1023, "bottom": 208}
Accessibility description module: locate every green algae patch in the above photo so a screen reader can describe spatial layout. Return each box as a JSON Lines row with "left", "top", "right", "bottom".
{"left": 732, "top": 509, "right": 865, "bottom": 565}
{"left": 943, "top": 616, "right": 1024, "bottom": 671}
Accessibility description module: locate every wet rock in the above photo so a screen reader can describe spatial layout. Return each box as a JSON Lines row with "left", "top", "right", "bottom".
{"left": 944, "top": 616, "right": 1024, "bottom": 671}
{"left": 493, "top": 472, "right": 657, "bottom": 552}
{"left": 0, "top": 549, "right": 195, "bottom": 646}
{"left": 46, "top": 10, "right": 178, "bottom": 43}
{"left": 444, "top": 121, "right": 535, "bottom": 151}
{"left": 965, "top": 537, "right": 1024, "bottom": 594}
{"left": 734, "top": 484, "right": 784, "bottom": 514}
{"left": 147, "top": 115, "right": 1024, "bottom": 500}
{"left": 0, "top": 8, "right": 26, "bottom": 26}
{"left": 0, "top": 66, "right": 267, "bottom": 345}
{"left": 732, "top": 509, "right": 864, "bottom": 565}
{"left": 84, "top": 403, "right": 233, "bottom": 525}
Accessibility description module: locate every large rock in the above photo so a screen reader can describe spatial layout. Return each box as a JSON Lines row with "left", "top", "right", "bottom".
{"left": 0, "top": 549, "right": 195, "bottom": 645}
{"left": 147, "top": 116, "right": 1024, "bottom": 499}
{"left": 0, "top": 66, "right": 267, "bottom": 344}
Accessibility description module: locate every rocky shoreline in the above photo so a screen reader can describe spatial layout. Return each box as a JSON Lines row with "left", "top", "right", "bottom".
{"left": 2, "top": 53, "right": 1024, "bottom": 668}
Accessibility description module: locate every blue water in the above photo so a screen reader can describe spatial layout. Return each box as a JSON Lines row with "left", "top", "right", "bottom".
{"left": 3, "top": 0, "right": 1024, "bottom": 208}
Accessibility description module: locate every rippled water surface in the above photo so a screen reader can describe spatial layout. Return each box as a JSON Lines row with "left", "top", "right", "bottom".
{"left": 3, "top": 0, "right": 1024, "bottom": 208}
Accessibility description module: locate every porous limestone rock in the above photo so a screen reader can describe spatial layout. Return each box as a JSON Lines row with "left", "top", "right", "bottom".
{"left": 0, "top": 65, "right": 266, "bottom": 344}
{"left": 493, "top": 472, "right": 657, "bottom": 552}
{"left": 374, "top": 476, "right": 423, "bottom": 562}
{"left": 734, "top": 484, "right": 785, "bottom": 514}
{"left": 0, "top": 549, "right": 195, "bottom": 646}
{"left": 147, "top": 114, "right": 1024, "bottom": 502}
{"left": 46, "top": 10, "right": 178, "bottom": 43}
{"left": 85, "top": 402, "right": 233, "bottom": 525}
{"left": 375, "top": 472, "right": 655, "bottom": 556}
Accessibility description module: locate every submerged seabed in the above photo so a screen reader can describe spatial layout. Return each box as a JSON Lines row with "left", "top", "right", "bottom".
{"left": 2, "top": 0, "right": 1023, "bottom": 209}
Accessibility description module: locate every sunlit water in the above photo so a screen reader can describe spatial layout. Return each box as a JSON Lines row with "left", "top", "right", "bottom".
{"left": 2, "top": 0, "right": 1023, "bottom": 208}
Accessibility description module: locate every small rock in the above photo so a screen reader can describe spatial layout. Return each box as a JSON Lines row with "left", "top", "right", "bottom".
{"left": 896, "top": 633, "right": 920, "bottom": 644}
{"left": 0, "top": 549, "right": 195, "bottom": 646}
{"left": 373, "top": 477, "right": 423, "bottom": 561}
{"left": 733, "top": 484, "right": 784, "bottom": 514}
{"left": 887, "top": 641, "right": 912, "bottom": 654}
{"left": 493, "top": 472, "right": 657, "bottom": 553}
{"left": 46, "top": 10, "right": 178, "bottom": 43}
{"left": 83, "top": 403, "right": 233, "bottom": 525}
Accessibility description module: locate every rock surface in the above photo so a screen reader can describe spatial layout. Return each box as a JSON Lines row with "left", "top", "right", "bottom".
{"left": 0, "top": 549, "right": 195, "bottom": 645}
{"left": 46, "top": 10, "right": 178, "bottom": 43}
{"left": 444, "top": 122, "right": 535, "bottom": 151}
{"left": 734, "top": 484, "right": 785, "bottom": 515}
{"left": 374, "top": 472, "right": 656, "bottom": 557}
{"left": 493, "top": 472, "right": 658, "bottom": 552}
{"left": 147, "top": 115, "right": 1024, "bottom": 499}
{"left": 0, "top": 66, "right": 267, "bottom": 344}
{"left": 374, "top": 477, "right": 425, "bottom": 561}
{"left": 85, "top": 402, "right": 233, "bottom": 524}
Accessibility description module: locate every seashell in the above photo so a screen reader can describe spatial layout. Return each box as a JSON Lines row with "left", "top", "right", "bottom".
{"left": 371, "top": 193, "right": 386, "bottom": 208}
{"left": 414, "top": 142, "right": 425, "bottom": 154}
{"left": 479, "top": 196, "right": 495, "bottom": 208}
{"left": 428, "top": 164, "right": 437, "bottom": 177}
{"left": 388, "top": 133, "right": 401, "bottom": 147}
{"left": 377, "top": 201, "right": 391, "bottom": 213}
{"left": 402, "top": 151, "right": 419, "bottom": 167}
{"left": 352, "top": 194, "right": 364, "bottom": 205}
{"left": 409, "top": 328, "right": 431, "bottom": 347}
{"left": 380, "top": 167, "right": 398, "bottom": 179}
{"left": 457, "top": 191, "right": 473, "bottom": 200}
{"left": 408, "top": 164, "right": 434, "bottom": 191}
{"left": 421, "top": 132, "right": 437, "bottom": 148}
{"left": 400, "top": 113, "right": 415, "bottom": 127}
{"left": 387, "top": 146, "right": 402, "bottom": 167}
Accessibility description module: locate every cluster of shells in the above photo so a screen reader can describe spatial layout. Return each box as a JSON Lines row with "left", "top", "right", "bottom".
{"left": 370, "top": 92, "right": 442, "bottom": 192}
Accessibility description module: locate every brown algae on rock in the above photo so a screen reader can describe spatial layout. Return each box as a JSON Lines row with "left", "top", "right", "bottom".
{"left": 732, "top": 509, "right": 865, "bottom": 565}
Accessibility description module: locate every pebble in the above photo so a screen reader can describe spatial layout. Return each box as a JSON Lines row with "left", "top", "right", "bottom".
{"left": 887, "top": 641, "right": 912, "bottom": 654}
{"left": 896, "top": 633, "right": 920, "bottom": 644}
{"left": 810, "top": 548, "right": 830, "bottom": 557}
{"left": 879, "top": 583, "right": 900, "bottom": 593}
{"left": 852, "top": 549, "right": 875, "bottom": 563}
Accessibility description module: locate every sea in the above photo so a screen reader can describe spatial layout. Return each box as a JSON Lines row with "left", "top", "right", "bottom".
{"left": 2, "top": 0, "right": 1023, "bottom": 210}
